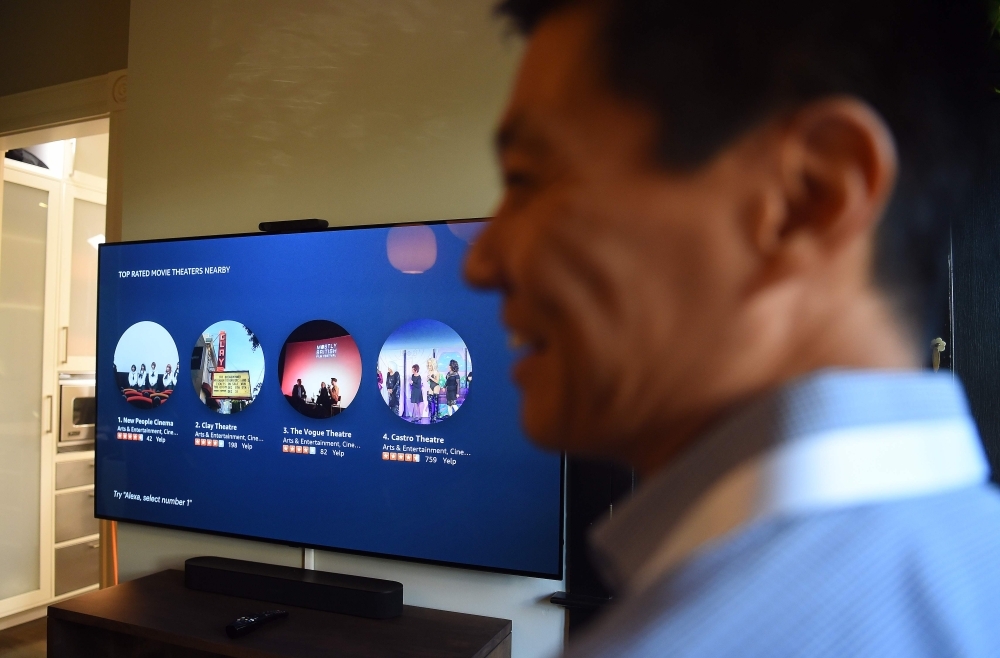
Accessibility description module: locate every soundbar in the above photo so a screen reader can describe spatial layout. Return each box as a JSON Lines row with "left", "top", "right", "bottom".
{"left": 185, "top": 556, "right": 403, "bottom": 619}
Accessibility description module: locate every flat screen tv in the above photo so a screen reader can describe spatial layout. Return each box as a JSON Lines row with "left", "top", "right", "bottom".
{"left": 95, "top": 220, "right": 564, "bottom": 579}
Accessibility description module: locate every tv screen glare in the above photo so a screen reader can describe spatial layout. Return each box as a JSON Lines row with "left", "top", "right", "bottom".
{"left": 95, "top": 220, "right": 563, "bottom": 579}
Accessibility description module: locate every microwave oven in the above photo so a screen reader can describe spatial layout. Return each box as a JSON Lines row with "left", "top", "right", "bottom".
{"left": 59, "top": 373, "right": 95, "bottom": 450}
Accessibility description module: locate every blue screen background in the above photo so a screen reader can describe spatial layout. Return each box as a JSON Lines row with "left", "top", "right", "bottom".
{"left": 95, "top": 223, "right": 563, "bottom": 578}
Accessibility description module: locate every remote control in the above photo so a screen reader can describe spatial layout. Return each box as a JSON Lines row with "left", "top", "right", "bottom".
{"left": 225, "top": 609, "right": 288, "bottom": 638}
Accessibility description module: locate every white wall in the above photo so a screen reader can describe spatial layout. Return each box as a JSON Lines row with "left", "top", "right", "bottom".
{"left": 121, "top": 0, "right": 520, "bottom": 240}
{"left": 75, "top": 133, "right": 109, "bottom": 178}
{"left": 118, "top": 2, "right": 565, "bottom": 656}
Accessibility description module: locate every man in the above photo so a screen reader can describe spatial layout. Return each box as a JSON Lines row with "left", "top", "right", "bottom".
{"left": 292, "top": 378, "right": 307, "bottom": 405}
{"left": 466, "top": 1, "right": 998, "bottom": 655}
{"left": 330, "top": 378, "right": 341, "bottom": 406}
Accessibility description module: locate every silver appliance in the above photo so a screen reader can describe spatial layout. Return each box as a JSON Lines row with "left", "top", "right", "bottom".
{"left": 59, "top": 373, "right": 95, "bottom": 450}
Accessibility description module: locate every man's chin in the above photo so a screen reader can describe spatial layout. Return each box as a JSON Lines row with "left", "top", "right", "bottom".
{"left": 525, "top": 433, "right": 566, "bottom": 453}
{"left": 521, "top": 403, "right": 566, "bottom": 452}
{"left": 521, "top": 400, "right": 600, "bottom": 455}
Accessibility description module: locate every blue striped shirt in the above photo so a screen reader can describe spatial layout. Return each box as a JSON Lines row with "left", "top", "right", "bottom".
{"left": 568, "top": 370, "right": 1000, "bottom": 657}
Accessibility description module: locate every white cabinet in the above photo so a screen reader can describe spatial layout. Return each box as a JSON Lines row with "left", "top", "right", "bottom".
{"left": 0, "top": 168, "right": 60, "bottom": 618}
{"left": 59, "top": 184, "right": 106, "bottom": 372}
{"left": 0, "top": 153, "right": 106, "bottom": 620}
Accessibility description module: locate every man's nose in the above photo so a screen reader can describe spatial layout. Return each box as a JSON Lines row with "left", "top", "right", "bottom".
{"left": 464, "top": 222, "right": 504, "bottom": 290}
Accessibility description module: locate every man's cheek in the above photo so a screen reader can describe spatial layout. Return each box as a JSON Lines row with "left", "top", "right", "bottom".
{"left": 516, "top": 345, "right": 566, "bottom": 445}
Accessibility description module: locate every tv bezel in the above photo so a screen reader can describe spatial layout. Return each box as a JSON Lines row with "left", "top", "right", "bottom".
{"left": 94, "top": 218, "right": 566, "bottom": 581}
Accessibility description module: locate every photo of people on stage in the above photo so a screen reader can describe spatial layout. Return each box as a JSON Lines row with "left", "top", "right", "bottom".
{"left": 112, "top": 321, "right": 180, "bottom": 409}
{"left": 190, "top": 320, "right": 265, "bottom": 415}
{"left": 278, "top": 320, "right": 362, "bottom": 419}
{"left": 377, "top": 319, "right": 472, "bottom": 424}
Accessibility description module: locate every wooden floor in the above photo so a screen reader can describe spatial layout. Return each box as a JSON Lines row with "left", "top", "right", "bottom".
{"left": 0, "top": 618, "right": 46, "bottom": 658}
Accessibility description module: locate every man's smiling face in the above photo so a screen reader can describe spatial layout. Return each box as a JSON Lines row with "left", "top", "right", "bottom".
{"left": 465, "top": 5, "right": 775, "bottom": 462}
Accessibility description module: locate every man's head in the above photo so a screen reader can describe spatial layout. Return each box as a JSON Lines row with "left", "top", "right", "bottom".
{"left": 297, "top": 378, "right": 302, "bottom": 384}
{"left": 465, "top": 0, "right": 986, "bottom": 472}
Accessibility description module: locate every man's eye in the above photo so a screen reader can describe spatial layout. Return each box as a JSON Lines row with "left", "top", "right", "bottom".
{"left": 504, "top": 171, "right": 534, "bottom": 189}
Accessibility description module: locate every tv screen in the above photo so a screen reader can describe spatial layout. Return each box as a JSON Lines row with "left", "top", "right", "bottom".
{"left": 95, "top": 220, "right": 563, "bottom": 579}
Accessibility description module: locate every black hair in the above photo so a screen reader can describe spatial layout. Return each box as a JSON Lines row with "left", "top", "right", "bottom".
{"left": 497, "top": 0, "right": 989, "bottom": 338}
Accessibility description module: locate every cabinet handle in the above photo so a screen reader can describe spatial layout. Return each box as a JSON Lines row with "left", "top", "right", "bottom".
{"left": 45, "top": 395, "right": 53, "bottom": 434}
{"left": 88, "top": 542, "right": 100, "bottom": 549}
{"left": 60, "top": 326, "right": 69, "bottom": 364}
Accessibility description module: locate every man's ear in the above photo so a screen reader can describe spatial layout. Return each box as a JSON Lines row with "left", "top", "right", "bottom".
{"left": 751, "top": 97, "right": 898, "bottom": 266}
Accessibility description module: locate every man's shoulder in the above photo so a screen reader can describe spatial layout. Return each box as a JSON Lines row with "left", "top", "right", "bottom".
{"left": 569, "top": 486, "right": 1000, "bottom": 658}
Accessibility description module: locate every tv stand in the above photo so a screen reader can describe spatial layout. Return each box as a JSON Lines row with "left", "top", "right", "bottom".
{"left": 48, "top": 570, "right": 512, "bottom": 657}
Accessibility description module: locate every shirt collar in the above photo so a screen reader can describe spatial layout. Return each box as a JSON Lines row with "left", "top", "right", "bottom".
{"left": 590, "top": 369, "right": 989, "bottom": 595}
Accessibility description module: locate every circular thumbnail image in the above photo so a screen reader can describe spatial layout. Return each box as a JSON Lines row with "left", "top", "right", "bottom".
{"left": 190, "top": 320, "right": 265, "bottom": 415}
{"left": 113, "top": 321, "right": 180, "bottom": 410}
{"left": 378, "top": 319, "right": 472, "bottom": 424}
{"left": 278, "top": 320, "right": 362, "bottom": 419}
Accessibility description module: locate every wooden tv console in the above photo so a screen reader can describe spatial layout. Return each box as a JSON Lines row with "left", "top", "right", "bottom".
{"left": 48, "top": 569, "right": 512, "bottom": 657}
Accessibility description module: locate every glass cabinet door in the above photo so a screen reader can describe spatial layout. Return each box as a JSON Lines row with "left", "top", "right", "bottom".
{"left": 0, "top": 181, "right": 50, "bottom": 606}
{"left": 65, "top": 197, "right": 105, "bottom": 362}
